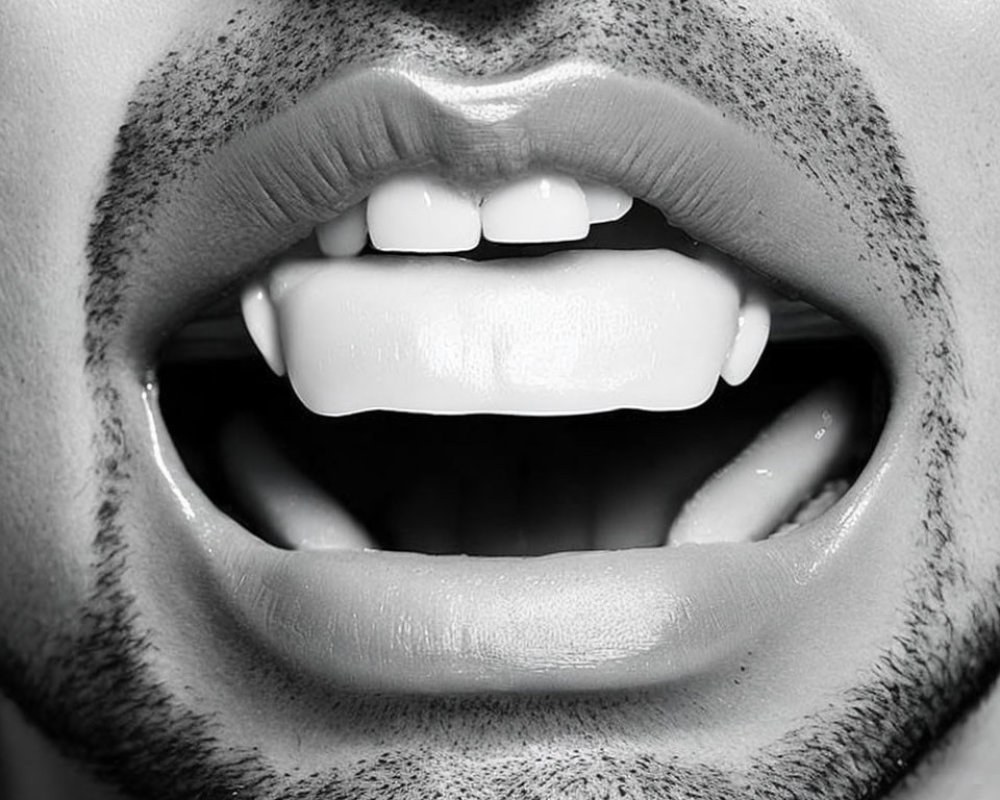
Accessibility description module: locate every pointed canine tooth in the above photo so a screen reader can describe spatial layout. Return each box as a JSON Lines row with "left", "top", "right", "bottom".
{"left": 240, "top": 280, "right": 285, "bottom": 376}
{"left": 580, "top": 181, "right": 633, "bottom": 224}
{"left": 481, "top": 173, "right": 590, "bottom": 244}
{"left": 721, "top": 290, "right": 771, "bottom": 386}
{"left": 317, "top": 202, "right": 368, "bottom": 257}
{"left": 269, "top": 249, "right": 741, "bottom": 416}
{"left": 367, "top": 173, "right": 480, "bottom": 252}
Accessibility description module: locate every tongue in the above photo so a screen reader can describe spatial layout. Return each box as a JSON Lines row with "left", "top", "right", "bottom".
{"left": 221, "top": 416, "right": 376, "bottom": 550}
{"left": 219, "top": 381, "right": 859, "bottom": 554}
{"left": 666, "top": 380, "right": 858, "bottom": 546}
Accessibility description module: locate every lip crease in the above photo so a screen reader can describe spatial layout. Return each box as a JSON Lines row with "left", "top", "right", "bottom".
{"left": 121, "top": 59, "right": 897, "bottom": 695}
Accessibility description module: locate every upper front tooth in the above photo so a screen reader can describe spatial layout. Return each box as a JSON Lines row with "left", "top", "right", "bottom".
{"left": 721, "top": 290, "right": 771, "bottom": 386}
{"left": 317, "top": 202, "right": 368, "bottom": 258}
{"left": 367, "top": 173, "right": 481, "bottom": 253}
{"left": 580, "top": 181, "right": 633, "bottom": 224}
{"left": 480, "top": 174, "right": 590, "bottom": 244}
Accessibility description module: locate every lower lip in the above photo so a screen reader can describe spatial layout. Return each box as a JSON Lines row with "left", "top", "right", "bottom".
{"left": 200, "top": 499, "right": 859, "bottom": 694}
{"left": 140, "top": 366, "right": 876, "bottom": 694}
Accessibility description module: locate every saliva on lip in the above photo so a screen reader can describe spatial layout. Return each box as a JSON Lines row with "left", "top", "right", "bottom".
{"left": 240, "top": 170, "right": 772, "bottom": 417}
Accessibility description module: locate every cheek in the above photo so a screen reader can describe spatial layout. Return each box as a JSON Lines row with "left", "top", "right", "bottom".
{"left": 0, "top": 0, "right": 236, "bottom": 662}
{"left": 823, "top": 0, "right": 1000, "bottom": 161}
{"left": 821, "top": 2, "right": 1000, "bottom": 549}
{"left": 826, "top": 0, "right": 1000, "bottom": 61}
{"left": 0, "top": 294, "right": 93, "bottom": 657}
{"left": 0, "top": 1, "right": 231, "bottom": 249}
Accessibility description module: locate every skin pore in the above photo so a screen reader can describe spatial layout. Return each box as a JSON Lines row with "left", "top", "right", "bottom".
{"left": 1, "top": 1, "right": 999, "bottom": 798}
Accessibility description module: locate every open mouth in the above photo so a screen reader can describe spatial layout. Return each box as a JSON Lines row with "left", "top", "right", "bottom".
{"left": 120, "top": 62, "right": 907, "bottom": 696}
{"left": 161, "top": 182, "right": 885, "bottom": 560}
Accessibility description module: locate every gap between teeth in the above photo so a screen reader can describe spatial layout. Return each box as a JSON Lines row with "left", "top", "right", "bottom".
{"left": 242, "top": 170, "right": 772, "bottom": 417}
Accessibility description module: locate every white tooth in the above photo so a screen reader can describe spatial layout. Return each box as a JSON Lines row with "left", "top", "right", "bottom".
{"left": 721, "top": 289, "right": 771, "bottom": 386}
{"left": 481, "top": 173, "right": 590, "bottom": 243}
{"left": 268, "top": 249, "right": 741, "bottom": 416}
{"left": 580, "top": 181, "right": 633, "bottom": 224}
{"left": 316, "top": 202, "right": 368, "bottom": 257}
{"left": 367, "top": 173, "right": 480, "bottom": 252}
{"left": 241, "top": 280, "right": 285, "bottom": 376}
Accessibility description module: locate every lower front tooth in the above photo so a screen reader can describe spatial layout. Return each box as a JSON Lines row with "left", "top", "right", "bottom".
{"left": 266, "top": 249, "right": 742, "bottom": 416}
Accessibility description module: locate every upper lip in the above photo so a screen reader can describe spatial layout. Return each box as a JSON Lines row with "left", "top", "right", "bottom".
{"left": 119, "top": 58, "right": 899, "bottom": 369}
{"left": 116, "top": 59, "right": 908, "bottom": 694}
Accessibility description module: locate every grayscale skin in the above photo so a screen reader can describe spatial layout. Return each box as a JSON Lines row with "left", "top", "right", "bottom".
{"left": 0, "top": 1, "right": 999, "bottom": 798}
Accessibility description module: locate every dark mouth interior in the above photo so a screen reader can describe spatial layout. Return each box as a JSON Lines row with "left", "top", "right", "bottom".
{"left": 160, "top": 338, "right": 883, "bottom": 555}
{"left": 158, "top": 200, "right": 888, "bottom": 555}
